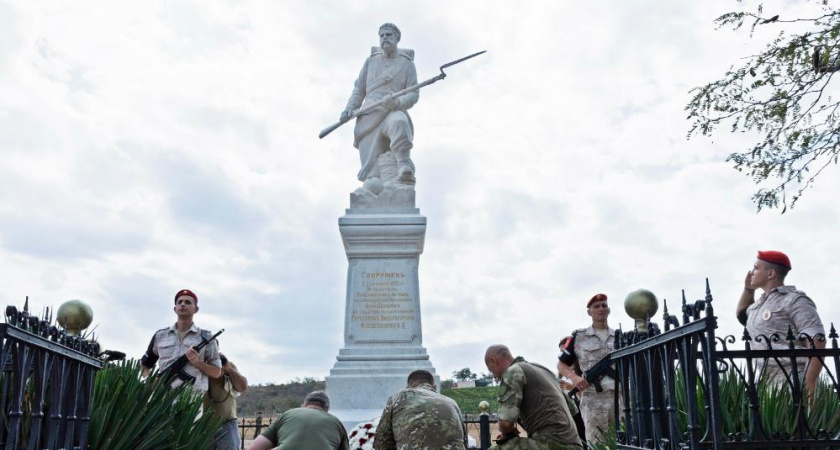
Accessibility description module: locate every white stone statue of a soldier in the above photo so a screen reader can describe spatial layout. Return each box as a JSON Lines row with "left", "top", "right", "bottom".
{"left": 341, "top": 23, "right": 418, "bottom": 186}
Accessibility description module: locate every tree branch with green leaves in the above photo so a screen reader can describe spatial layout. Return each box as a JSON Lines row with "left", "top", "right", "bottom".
{"left": 686, "top": 0, "right": 840, "bottom": 212}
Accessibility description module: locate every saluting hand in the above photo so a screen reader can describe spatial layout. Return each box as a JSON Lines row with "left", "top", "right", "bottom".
{"left": 744, "top": 271, "right": 754, "bottom": 290}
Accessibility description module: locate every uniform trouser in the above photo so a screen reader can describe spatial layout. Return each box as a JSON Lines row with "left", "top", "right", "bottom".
{"left": 211, "top": 418, "right": 240, "bottom": 450}
{"left": 580, "top": 389, "right": 616, "bottom": 444}
{"left": 490, "top": 435, "right": 582, "bottom": 450}
{"left": 356, "top": 110, "right": 414, "bottom": 182}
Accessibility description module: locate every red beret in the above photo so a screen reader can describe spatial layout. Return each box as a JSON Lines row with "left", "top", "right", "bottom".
{"left": 757, "top": 250, "right": 791, "bottom": 270}
{"left": 587, "top": 293, "right": 608, "bottom": 308}
{"left": 174, "top": 289, "right": 198, "bottom": 304}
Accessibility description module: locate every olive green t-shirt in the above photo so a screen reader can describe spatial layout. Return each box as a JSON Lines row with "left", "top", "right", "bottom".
{"left": 261, "top": 407, "right": 349, "bottom": 450}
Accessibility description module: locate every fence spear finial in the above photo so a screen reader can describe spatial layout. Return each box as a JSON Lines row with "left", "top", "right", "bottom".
{"left": 705, "top": 278, "right": 712, "bottom": 302}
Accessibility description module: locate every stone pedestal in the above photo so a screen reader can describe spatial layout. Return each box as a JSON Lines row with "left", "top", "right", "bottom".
{"left": 326, "top": 187, "right": 438, "bottom": 428}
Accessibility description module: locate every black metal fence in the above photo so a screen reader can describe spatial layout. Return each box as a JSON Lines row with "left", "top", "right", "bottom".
{"left": 464, "top": 412, "right": 496, "bottom": 450}
{"left": 235, "top": 412, "right": 275, "bottom": 449}
{"left": 1, "top": 301, "right": 103, "bottom": 450}
{"left": 612, "top": 280, "right": 840, "bottom": 450}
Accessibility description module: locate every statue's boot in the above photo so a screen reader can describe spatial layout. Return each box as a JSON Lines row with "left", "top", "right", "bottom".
{"left": 394, "top": 147, "right": 415, "bottom": 185}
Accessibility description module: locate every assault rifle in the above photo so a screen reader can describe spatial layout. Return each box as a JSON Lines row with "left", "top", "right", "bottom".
{"left": 570, "top": 354, "right": 617, "bottom": 395}
{"left": 160, "top": 329, "right": 224, "bottom": 385}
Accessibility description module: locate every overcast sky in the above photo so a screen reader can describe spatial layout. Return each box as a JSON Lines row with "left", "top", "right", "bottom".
{"left": 2, "top": 0, "right": 839, "bottom": 386}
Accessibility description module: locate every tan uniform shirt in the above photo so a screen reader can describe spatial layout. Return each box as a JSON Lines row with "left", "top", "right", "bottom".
{"left": 745, "top": 285, "right": 825, "bottom": 384}
{"left": 571, "top": 326, "right": 616, "bottom": 391}
{"left": 142, "top": 323, "right": 221, "bottom": 393}
{"left": 745, "top": 285, "right": 825, "bottom": 348}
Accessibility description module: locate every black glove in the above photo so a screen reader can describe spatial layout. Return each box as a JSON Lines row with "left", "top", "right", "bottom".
{"left": 494, "top": 429, "right": 520, "bottom": 445}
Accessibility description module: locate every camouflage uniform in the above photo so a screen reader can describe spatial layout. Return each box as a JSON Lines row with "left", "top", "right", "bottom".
{"left": 492, "top": 357, "right": 582, "bottom": 450}
{"left": 559, "top": 327, "right": 617, "bottom": 444}
{"left": 745, "top": 285, "right": 825, "bottom": 385}
{"left": 373, "top": 382, "right": 466, "bottom": 450}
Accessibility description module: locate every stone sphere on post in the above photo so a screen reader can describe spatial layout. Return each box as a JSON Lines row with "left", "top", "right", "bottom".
{"left": 56, "top": 299, "right": 94, "bottom": 336}
{"left": 624, "top": 289, "right": 658, "bottom": 333}
{"left": 478, "top": 400, "right": 489, "bottom": 414}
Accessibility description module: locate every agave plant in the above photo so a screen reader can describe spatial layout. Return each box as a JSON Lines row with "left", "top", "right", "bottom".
{"left": 673, "top": 364, "right": 840, "bottom": 442}
{"left": 88, "top": 358, "right": 222, "bottom": 450}
{"left": 586, "top": 423, "right": 618, "bottom": 450}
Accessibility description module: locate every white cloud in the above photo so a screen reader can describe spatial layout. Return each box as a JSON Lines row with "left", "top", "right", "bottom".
{"left": 1, "top": 0, "right": 839, "bottom": 388}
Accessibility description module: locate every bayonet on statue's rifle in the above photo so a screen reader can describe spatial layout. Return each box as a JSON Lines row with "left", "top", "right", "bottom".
{"left": 570, "top": 354, "right": 617, "bottom": 395}
{"left": 319, "top": 50, "right": 486, "bottom": 139}
{"left": 160, "top": 328, "right": 225, "bottom": 385}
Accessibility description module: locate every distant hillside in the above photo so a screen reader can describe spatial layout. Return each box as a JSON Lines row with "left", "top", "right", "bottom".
{"left": 442, "top": 386, "right": 499, "bottom": 414}
{"left": 236, "top": 378, "right": 324, "bottom": 416}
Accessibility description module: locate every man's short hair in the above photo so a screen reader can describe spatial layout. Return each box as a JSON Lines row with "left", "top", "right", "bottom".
{"left": 303, "top": 390, "right": 330, "bottom": 410}
{"left": 379, "top": 22, "right": 401, "bottom": 40}
{"left": 487, "top": 344, "right": 512, "bottom": 360}
{"left": 407, "top": 369, "right": 435, "bottom": 387}
{"left": 764, "top": 260, "right": 790, "bottom": 280}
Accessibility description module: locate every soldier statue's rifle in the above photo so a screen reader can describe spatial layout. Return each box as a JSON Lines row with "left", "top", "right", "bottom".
{"left": 569, "top": 354, "right": 617, "bottom": 395}
{"left": 318, "top": 50, "right": 486, "bottom": 139}
{"left": 160, "top": 328, "right": 224, "bottom": 385}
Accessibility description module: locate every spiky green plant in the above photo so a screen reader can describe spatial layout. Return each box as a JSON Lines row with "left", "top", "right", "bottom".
{"left": 807, "top": 380, "right": 840, "bottom": 437}
{"left": 587, "top": 422, "right": 618, "bottom": 450}
{"left": 87, "top": 358, "right": 222, "bottom": 450}
{"left": 672, "top": 364, "right": 840, "bottom": 442}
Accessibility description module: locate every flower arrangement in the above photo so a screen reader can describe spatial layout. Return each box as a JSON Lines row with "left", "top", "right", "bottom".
{"left": 348, "top": 417, "right": 380, "bottom": 450}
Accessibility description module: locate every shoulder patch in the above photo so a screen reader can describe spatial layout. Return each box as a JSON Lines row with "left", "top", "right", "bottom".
{"left": 563, "top": 338, "right": 573, "bottom": 350}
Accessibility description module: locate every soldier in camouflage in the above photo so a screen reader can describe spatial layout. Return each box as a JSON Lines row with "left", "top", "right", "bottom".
{"left": 485, "top": 345, "right": 582, "bottom": 450}
{"left": 736, "top": 250, "right": 826, "bottom": 394}
{"left": 374, "top": 369, "right": 466, "bottom": 450}
{"left": 557, "top": 293, "right": 617, "bottom": 445}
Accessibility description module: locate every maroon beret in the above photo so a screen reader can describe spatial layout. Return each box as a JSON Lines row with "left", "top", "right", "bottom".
{"left": 757, "top": 250, "right": 791, "bottom": 270}
{"left": 174, "top": 289, "right": 198, "bottom": 304}
{"left": 587, "top": 293, "right": 608, "bottom": 308}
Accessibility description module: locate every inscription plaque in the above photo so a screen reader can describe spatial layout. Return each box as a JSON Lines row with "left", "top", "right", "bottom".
{"left": 348, "top": 264, "right": 419, "bottom": 343}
